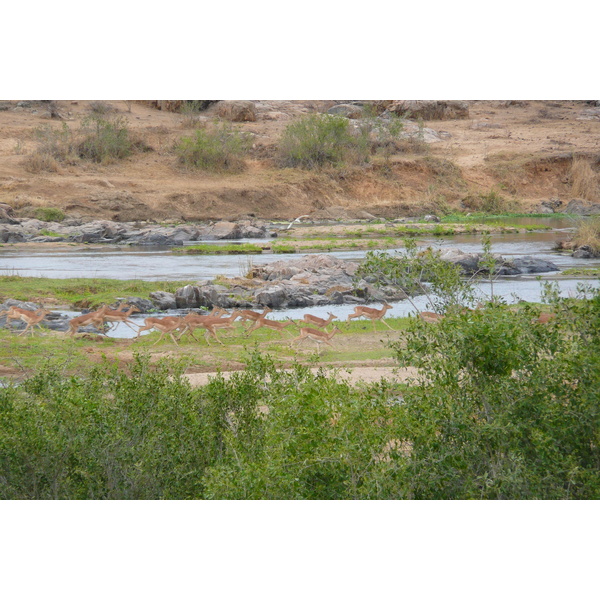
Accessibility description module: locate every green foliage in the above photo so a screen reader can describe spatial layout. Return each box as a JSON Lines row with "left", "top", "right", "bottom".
{"left": 3, "top": 289, "right": 599, "bottom": 500}
{"left": 388, "top": 291, "right": 600, "bottom": 499}
{"left": 78, "top": 115, "right": 134, "bottom": 163}
{"left": 278, "top": 113, "right": 370, "bottom": 169}
{"left": 355, "top": 240, "right": 477, "bottom": 312}
{"left": 175, "top": 122, "right": 252, "bottom": 172}
{"left": 34, "top": 207, "right": 66, "bottom": 222}
{"left": 38, "top": 229, "right": 62, "bottom": 237}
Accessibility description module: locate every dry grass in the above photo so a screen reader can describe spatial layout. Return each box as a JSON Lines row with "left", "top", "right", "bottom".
{"left": 570, "top": 157, "right": 599, "bottom": 201}
{"left": 22, "top": 152, "right": 60, "bottom": 173}
{"left": 572, "top": 217, "right": 600, "bottom": 253}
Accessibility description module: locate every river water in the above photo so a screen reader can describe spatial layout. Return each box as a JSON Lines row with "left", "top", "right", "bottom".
{"left": 1, "top": 222, "right": 599, "bottom": 338}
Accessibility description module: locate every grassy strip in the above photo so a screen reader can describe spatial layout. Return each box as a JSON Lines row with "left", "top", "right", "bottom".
{"left": 172, "top": 243, "right": 264, "bottom": 255}
{"left": 0, "top": 317, "right": 412, "bottom": 378}
{"left": 561, "top": 267, "right": 600, "bottom": 277}
{"left": 0, "top": 276, "right": 196, "bottom": 308}
{"left": 439, "top": 212, "right": 568, "bottom": 222}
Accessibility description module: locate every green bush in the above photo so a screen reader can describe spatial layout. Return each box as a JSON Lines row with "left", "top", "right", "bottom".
{"left": 175, "top": 122, "right": 252, "bottom": 172}
{"left": 34, "top": 207, "right": 66, "bottom": 222}
{"left": 78, "top": 115, "right": 134, "bottom": 163}
{"left": 278, "top": 113, "right": 370, "bottom": 169}
{"left": 462, "top": 190, "right": 517, "bottom": 213}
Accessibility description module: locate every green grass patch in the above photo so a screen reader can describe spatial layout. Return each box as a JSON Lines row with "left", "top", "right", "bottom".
{"left": 0, "top": 276, "right": 195, "bottom": 309}
{"left": 271, "top": 243, "right": 297, "bottom": 254}
{"left": 34, "top": 207, "right": 66, "bottom": 222}
{"left": 173, "top": 244, "right": 264, "bottom": 255}
{"left": 38, "top": 229, "right": 63, "bottom": 237}
{"left": 561, "top": 267, "right": 600, "bottom": 277}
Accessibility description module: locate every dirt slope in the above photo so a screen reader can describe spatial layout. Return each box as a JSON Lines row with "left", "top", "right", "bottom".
{"left": 0, "top": 100, "right": 598, "bottom": 222}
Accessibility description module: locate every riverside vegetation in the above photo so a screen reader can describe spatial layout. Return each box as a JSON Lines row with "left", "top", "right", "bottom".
{"left": 1, "top": 242, "right": 599, "bottom": 499}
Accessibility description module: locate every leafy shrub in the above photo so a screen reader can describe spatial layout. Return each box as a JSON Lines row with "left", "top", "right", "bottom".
{"left": 78, "top": 115, "right": 135, "bottom": 163}
{"left": 175, "top": 122, "right": 252, "bottom": 172}
{"left": 22, "top": 123, "right": 78, "bottom": 172}
{"left": 34, "top": 207, "right": 66, "bottom": 222}
{"left": 278, "top": 113, "right": 370, "bottom": 169}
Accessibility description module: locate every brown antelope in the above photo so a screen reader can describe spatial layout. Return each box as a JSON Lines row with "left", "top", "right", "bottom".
{"left": 237, "top": 307, "right": 273, "bottom": 328}
{"left": 292, "top": 326, "right": 341, "bottom": 354}
{"left": 418, "top": 311, "right": 444, "bottom": 324}
{"left": 298, "top": 312, "right": 338, "bottom": 330}
{"left": 67, "top": 305, "right": 110, "bottom": 338}
{"left": 177, "top": 311, "right": 244, "bottom": 345}
{"left": 135, "top": 316, "right": 185, "bottom": 345}
{"left": 537, "top": 312, "right": 556, "bottom": 324}
{"left": 346, "top": 302, "right": 394, "bottom": 331}
{"left": 101, "top": 304, "right": 141, "bottom": 332}
{"left": 4, "top": 307, "right": 52, "bottom": 336}
{"left": 247, "top": 316, "right": 296, "bottom": 337}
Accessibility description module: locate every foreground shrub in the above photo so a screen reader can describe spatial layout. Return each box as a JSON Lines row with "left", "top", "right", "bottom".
{"left": 175, "top": 122, "right": 252, "bottom": 172}
{"left": 278, "top": 113, "right": 370, "bottom": 169}
{"left": 2, "top": 284, "right": 600, "bottom": 501}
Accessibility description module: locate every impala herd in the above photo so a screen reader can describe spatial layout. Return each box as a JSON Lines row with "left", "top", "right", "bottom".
{"left": 0, "top": 301, "right": 557, "bottom": 353}
{"left": 0, "top": 301, "right": 399, "bottom": 354}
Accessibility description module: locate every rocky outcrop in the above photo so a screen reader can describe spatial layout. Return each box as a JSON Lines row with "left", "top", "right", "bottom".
{"left": 216, "top": 101, "right": 257, "bottom": 122}
{"left": 565, "top": 199, "right": 600, "bottom": 216}
{"left": 173, "top": 255, "right": 407, "bottom": 310}
{"left": 386, "top": 100, "right": 470, "bottom": 120}
{"left": 327, "top": 104, "right": 364, "bottom": 119}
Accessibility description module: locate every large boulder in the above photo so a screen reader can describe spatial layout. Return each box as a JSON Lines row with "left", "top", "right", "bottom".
{"left": 216, "top": 101, "right": 257, "bottom": 122}
{"left": 254, "top": 286, "right": 287, "bottom": 308}
{"left": 149, "top": 291, "right": 177, "bottom": 310}
{"left": 327, "top": 104, "right": 363, "bottom": 119}
{"left": 510, "top": 256, "right": 559, "bottom": 273}
{"left": 207, "top": 221, "right": 242, "bottom": 240}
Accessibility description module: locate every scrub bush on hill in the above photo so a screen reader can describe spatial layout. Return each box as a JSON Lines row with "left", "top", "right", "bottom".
{"left": 278, "top": 113, "right": 370, "bottom": 169}
{"left": 175, "top": 122, "right": 252, "bottom": 172}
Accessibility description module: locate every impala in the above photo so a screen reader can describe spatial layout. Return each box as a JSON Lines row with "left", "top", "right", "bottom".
{"left": 418, "top": 311, "right": 444, "bottom": 324}
{"left": 292, "top": 326, "right": 341, "bottom": 354}
{"left": 67, "top": 305, "right": 110, "bottom": 338}
{"left": 101, "top": 304, "right": 141, "bottom": 332}
{"left": 136, "top": 316, "right": 185, "bottom": 345}
{"left": 3, "top": 307, "right": 52, "bottom": 336}
{"left": 177, "top": 311, "right": 244, "bottom": 345}
{"left": 346, "top": 302, "right": 394, "bottom": 330}
{"left": 238, "top": 307, "right": 273, "bottom": 328}
{"left": 298, "top": 312, "right": 338, "bottom": 330}
{"left": 247, "top": 316, "right": 296, "bottom": 337}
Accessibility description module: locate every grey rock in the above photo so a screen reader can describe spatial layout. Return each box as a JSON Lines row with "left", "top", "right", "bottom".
{"left": 149, "top": 291, "right": 177, "bottom": 310}
{"left": 254, "top": 286, "right": 287, "bottom": 308}
{"left": 216, "top": 101, "right": 257, "bottom": 122}
{"left": 207, "top": 222, "right": 242, "bottom": 240}
{"left": 565, "top": 198, "right": 600, "bottom": 216}
{"left": 124, "top": 297, "right": 155, "bottom": 313}
{"left": 423, "top": 214, "right": 441, "bottom": 223}
{"left": 510, "top": 256, "right": 559, "bottom": 273}
{"left": 327, "top": 104, "right": 364, "bottom": 119}
{"left": 175, "top": 285, "right": 203, "bottom": 309}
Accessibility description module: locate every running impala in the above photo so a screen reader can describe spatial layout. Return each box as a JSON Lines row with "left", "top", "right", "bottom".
{"left": 346, "top": 302, "right": 394, "bottom": 330}
{"left": 298, "top": 312, "right": 338, "bottom": 330}
{"left": 292, "top": 326, "right": 341, "bottom": 354}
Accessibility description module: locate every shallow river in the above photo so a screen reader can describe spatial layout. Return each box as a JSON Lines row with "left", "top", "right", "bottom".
{"left": 1, "top": 224, "right": 599, "bottom": 339}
